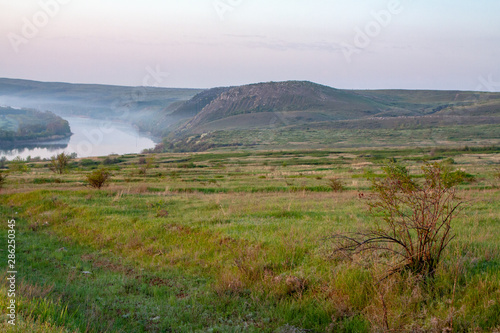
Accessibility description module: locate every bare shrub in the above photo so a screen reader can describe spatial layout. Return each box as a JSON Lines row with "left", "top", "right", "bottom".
{"left": 330, "top": 162, "right": 465, "bottom": 278}
{"left": 85, "top": 169, "right": 111, "bottom": 190}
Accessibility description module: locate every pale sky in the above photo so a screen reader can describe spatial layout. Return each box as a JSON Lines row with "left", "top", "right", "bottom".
{"left": 1, "top": 0, "right": 499, "bottom": 91}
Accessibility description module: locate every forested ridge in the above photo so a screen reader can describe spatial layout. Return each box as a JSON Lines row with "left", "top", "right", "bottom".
{"left": 0, "top": 106, "right": 71, "bottom": 143}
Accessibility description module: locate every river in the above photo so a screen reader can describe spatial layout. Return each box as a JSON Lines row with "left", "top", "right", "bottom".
{"left": 0, "top": 117, "right": 158, "bottom": 160}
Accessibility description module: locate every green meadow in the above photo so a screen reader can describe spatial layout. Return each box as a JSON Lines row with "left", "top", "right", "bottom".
{"left": 1, "top": 147, "right": 499, "bottom": 332}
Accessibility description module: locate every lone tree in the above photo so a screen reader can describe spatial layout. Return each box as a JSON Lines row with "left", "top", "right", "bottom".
{"left": 86, "top": 168, "right": 111, "bottom": 190}
{"left": 50, "top": 152, "right": 71, "bottom": 174}
{"left": 331, "top": 162, "right": 466, "bottom": 278}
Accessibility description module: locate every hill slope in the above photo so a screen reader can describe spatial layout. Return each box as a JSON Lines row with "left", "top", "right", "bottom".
{"left": 0, "top": 78, "right": 202, "bottom": 136}
{"left": 170, "top": 81, "right": 500, "bottom": 135}
{"left": 175, "top": 81, "right": 392, "bottom": 133}
{"left": 161, "top": 81, "right": 500, "bottom": 151}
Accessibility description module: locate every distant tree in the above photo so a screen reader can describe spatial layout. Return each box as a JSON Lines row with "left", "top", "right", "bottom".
{"left": 86, "top": 168, "right": 111, "bottom": 190}
{"left": 49, "top": 152, "right": 70, "bottom": 174}
{"left": 0, "top": 156, "right": 7, "bottom": 169}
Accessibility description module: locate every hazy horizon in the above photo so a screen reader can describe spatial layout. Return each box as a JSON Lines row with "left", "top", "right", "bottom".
{"left": 2, "top": 0, "right": 500, "bottom": 92}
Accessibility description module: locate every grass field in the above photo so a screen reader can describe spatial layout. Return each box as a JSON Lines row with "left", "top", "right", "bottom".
{"left": 169, "top": 123, "right": 500, "bottom": 152}
{"left": 1, "top": 147, "right": 499, "bottom": 332}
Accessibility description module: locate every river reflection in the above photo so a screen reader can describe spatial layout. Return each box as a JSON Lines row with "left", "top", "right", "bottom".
{"left": 0, "top": 117, "right": 157, "bottom": 160}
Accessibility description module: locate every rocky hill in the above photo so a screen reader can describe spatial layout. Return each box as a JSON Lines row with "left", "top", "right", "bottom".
{"left": 156, "top": 80, "right": 500, "bottom": 151}
{"left": 169, "top": 81, "right": 500, "bottom": 136}
{"left": 174, "top": 81, "right": 390, "bottom": 133}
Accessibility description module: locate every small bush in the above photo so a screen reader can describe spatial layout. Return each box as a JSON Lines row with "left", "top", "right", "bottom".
{"left": 327, "top": 177, "right": 345, "bottom": 192}
{"left": 9, "top": 157, "right": 29, "bottom": 173}
{"left": 442, "top": 157, "right": 455, "bottom": 165}
{"left": 80, "top": 159, "right": 99, "bottom": 167}
{"left": 102, "top": 156, "right": 122, "bottom": 165}
{"left": 85, "top": 169, "right": 111, "bottom": 190}
{"left": 441, "top": 168, "right": 475, "bottom": 187}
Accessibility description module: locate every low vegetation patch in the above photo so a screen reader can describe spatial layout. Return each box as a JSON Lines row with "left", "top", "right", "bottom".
{"left": 85, "top": 168, "right": 111, "bottom": 189}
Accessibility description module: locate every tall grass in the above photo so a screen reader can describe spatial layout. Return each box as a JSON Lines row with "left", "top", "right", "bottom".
{"left": 0, "top": 148, "right": 499, "bottom": 332}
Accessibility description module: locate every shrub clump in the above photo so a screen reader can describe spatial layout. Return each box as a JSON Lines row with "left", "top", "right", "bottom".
{"left": 326, "top": 177, "right": 345, "bottom": 192}
{"left": 86, "top": 169, "right": 111, "bottom": 189}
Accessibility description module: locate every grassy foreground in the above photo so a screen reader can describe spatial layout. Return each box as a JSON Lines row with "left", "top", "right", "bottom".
{"left": 1, "top": 147, "right": 499, "bottom": 332}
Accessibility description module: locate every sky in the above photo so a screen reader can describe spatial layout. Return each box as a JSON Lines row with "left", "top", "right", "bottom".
{"left": 1, "top": 0, "right": 500, "bottom": 91}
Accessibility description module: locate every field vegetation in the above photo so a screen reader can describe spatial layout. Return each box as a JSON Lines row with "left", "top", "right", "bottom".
{"left": 0, "top": 147, "right": 499, "bottom": 332}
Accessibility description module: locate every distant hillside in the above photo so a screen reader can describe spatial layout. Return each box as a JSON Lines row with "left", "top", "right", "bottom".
{"left": 2, "top": 78, "right": 499, "bottom": 152}
{"left": 0, "top": 78, "right": 202, "bottom": 136}
{"left": 0, "top": 106, "right": 71, "bottom": 144}
{"left": 355, "top": 90, "right": 500, "bottom": 117}
{"left": 161, "top": 81, "right": 500, "bottom": 151}
{"left": 174, "top": 81, "right": 391, "bottom": 133}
